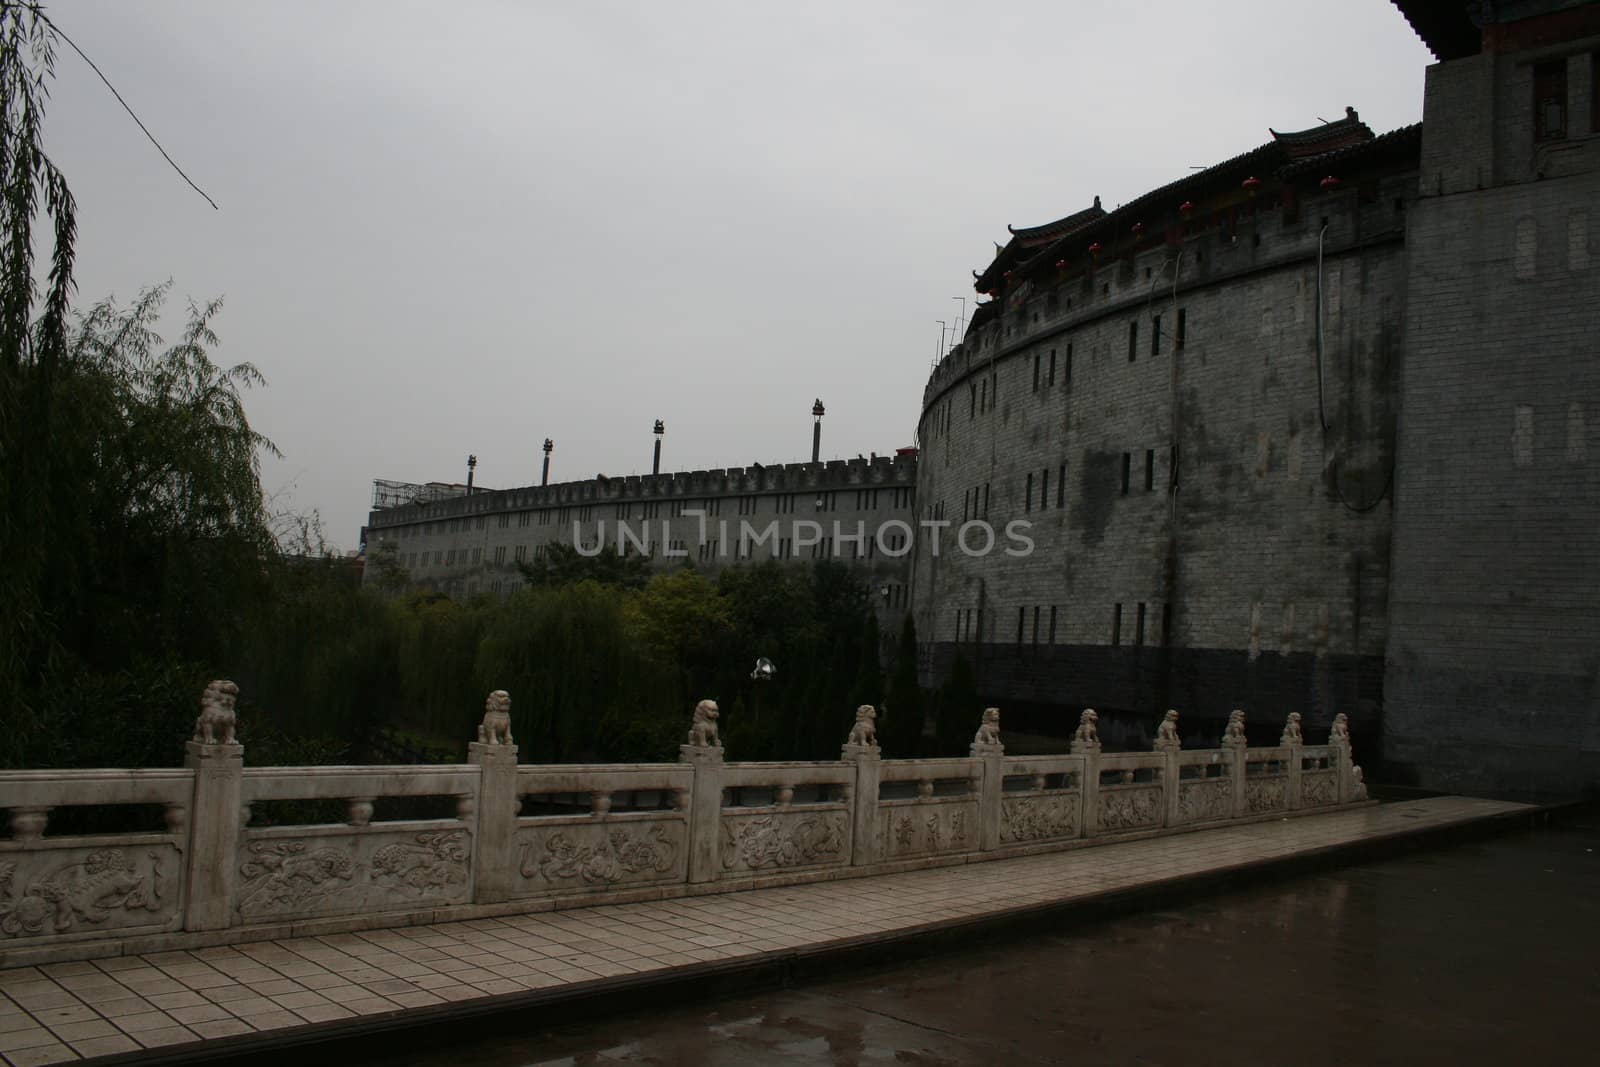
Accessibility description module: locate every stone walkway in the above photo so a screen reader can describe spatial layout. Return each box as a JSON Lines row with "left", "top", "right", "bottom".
{"left": 0, "top": 796, "right": 1529, "bottom": 1065}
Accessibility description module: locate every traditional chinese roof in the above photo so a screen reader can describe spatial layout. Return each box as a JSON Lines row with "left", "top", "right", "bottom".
{"left": 968, "top": 109, "right": 1420, "bottom": 305}
{"left": 1279, "top": 121, "right": 1423, "bottom": 178}
{"left": 1270, "top": 107, "right": 1373, "bottom": 159}
{"left": 1007, "top": 197, "right": 1106, "bottom": 241}
{"left": 1390, "top": 0, "right": 1483, "bottom": 61}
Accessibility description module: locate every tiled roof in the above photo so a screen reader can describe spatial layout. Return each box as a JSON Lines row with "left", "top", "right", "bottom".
{"left": 1007, "top": 198, "right": 1107, "bottom": 241}
{"left": 1390, "top": 0, "right": 1482, "bottom": 61}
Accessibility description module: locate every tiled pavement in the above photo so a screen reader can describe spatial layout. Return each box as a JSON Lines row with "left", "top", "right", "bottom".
{"left": 0, "top": 796, "right": 1529, "bottom": 1065}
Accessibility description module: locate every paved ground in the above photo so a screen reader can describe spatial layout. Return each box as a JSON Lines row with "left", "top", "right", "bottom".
{"left": 0, "top": 796, "right": 1529, "bottom": 1065}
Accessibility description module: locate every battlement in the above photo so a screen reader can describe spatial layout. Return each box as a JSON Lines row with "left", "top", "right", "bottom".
{"left": 369, "top": 453, "right": 917, "bottom": 529}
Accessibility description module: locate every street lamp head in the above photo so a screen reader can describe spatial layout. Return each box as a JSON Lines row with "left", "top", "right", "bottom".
{"left": 467, "top": 454, "right": 477, "bottom": 470}
{"left": 543, "top": 438, "right": 553, "bottom": 454}
{"left": 653, "top": 419, "right": 665, "bottom": 435}
{"left": 812, "top": 399, "right": 825, "bottom": 419}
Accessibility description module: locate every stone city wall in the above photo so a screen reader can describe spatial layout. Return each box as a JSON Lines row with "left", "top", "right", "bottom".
{"left": 913, "top": 161, "right": 1412, "bottom": 738}
{"left": 363, "top": 454, "right": 918, "bottom": 607}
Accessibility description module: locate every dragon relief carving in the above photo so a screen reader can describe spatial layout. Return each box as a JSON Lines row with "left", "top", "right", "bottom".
{"left": 237, "top": 830, "right": 470, "bottom": 916}
{"left": 238, "top": 840, "right": 357, "bottom": 914}
{"left": 1000, "top": 796, "right": 1079, "bottom": 843}
{"left": 1178, "top": 779, "right": 1233, "bottom": 823}
{"left": 370, "top": 831, "right": 470, "bottom": 894}
{"left": 1099, "top": 787, "right": 1162, "bottom": 831}
{"left": 722, "top": 814, "right": 844, "bottom": 870}
{"left": 0, "top": 849, "right": 163, "bottom": 938}
{"left": 1300, "top": 772, "right": 1337, "bottom": 807}
{"left": 1245, "top": 778, "right": 1288, "bottom": 814}
{"left": 525, "top": 825, "right": 679, "bottom": 885}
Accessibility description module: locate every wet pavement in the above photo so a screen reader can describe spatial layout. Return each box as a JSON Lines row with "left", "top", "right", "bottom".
{"left": 394, "top": 817, "right": 1599, "bottom": 1067}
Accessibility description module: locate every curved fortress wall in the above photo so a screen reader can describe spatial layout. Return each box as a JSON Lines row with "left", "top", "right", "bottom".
{"left": 365, "top": 454, "right": 918, "bottom": 610}
{"left": 914, "top": 118, "right": 1419, "bottom": 744}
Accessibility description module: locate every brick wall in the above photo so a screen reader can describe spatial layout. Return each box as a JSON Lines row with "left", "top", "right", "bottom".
{"left": 1384, "top": 38, "right": 1600, "bottom": 797}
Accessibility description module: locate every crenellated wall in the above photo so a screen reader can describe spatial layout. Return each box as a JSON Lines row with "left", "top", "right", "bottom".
{"left": 362, "top": 454, "right": 918, "bottom": 612}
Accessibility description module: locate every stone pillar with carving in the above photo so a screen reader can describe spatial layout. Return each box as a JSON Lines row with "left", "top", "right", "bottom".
{"left": 1221, "top": 709, "right": 1248, "bottom": 818}
{"left": 469, "top": 689, "right": 520, "bottom": 903}
{"left": 969, "top": 708, "right": 1004, "bottom": 852}
{"left": 1071, "top": 708, "right": 1102, "bottom": 838}
{"left": 680, "top": 699, "right": 725, "bottom": 884}
{"left": 1281, "top": 712, "right": 1304, "bottom": 811}
{"left": 1329, "top": 712, "right": 1356, "bottom": 803}
{"left": 184, "top": 680, "right": 244, "bottom": 932}
{"left": 1154, "top": 710, "right": 1182, "bottom": 827}
{"left": 842, "top": 705, "right": 882, "bottom": 866}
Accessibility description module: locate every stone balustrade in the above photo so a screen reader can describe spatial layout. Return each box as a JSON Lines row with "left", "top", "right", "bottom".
{"left": 0, "top": 693, "right": 1369, "bottom": 968}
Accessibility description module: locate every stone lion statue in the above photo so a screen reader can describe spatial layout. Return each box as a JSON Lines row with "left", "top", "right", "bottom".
{"left": 478, "top": 690, "right": 513, "bottom": 746}
{"left": 1280, "top": 712, "right": 1303, "bottom": 746}
{"left": 847, "top": 705, "right": 878, "bottom": 747}
{"left": 1155, "top": 709, "right": 1181, "bottom": 751}
{"left": 687, "top": 699, "right": 720, "bottom": 747}
{"left": 1073, "top": 708, "right": 1099, "bottom": 746}
{"left": 973, "top": 707, "right": 1001, "bottom": 747}
{"left": 192, "top": 680, "right": 239, "bottom": 745}
{"left": 1351, "top": 764, "right": 1368, "bottom": 800}
{"left": 1330, "top": 712, "right": 1351, "bottom": 746}
{"left": 1222, "top": 709, "right": 1247, "bottom": 747}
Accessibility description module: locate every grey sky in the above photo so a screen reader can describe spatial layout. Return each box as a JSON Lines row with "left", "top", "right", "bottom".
{"left": 45, "top": 0, "right": 1432, "bottom": 550}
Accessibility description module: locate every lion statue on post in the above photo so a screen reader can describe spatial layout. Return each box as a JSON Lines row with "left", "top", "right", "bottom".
{"left": 688, "top": 699, "right": 720, "bottom": 748}
{"left": 478, "top": 690, "right": 514, "bottom": 746}
{"left": 1222, "top": 709, "right": 1247, "bottom": 748}
{"left": 1330, "top": 712, "right": 1351, "bottom": 747}
{"left": 973, "top": 707, "right": 1001, "bottom": 747}
{"left": 1155, "top": 709, "right": 1181, "bottom": 751}
{"left": 192, "top": 680, "right": 239, "bottom": 746}
{"left": 1280, "top": 711, "right": 1303, "bottom": 746}
{"left": 847, "top": 705, "right": 878, "bottom": 748}
{"left": 1071, "top": 708, "right": 1100, "bottom": 752}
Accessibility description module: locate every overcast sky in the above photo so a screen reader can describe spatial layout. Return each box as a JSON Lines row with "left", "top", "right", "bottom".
{"left": 43, "top": 0, "right": 1433, "bottom": 550}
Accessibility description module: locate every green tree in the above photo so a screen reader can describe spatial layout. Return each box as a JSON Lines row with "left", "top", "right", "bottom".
{"left": 366, "top": 540, "right": 412, "bottom": 594}
{"left": 934, "top": 653, "right": 980, "bottom": 755}
{"left": 881, "top": 616, "right": 924, "bottom": 756}
{"left": 516, "top": 542, "right": 650, "bottom": 590}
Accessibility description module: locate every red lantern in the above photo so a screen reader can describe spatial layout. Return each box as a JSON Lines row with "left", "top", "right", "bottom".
{"left": 1179, "top": 200, "right": 1195, "bottom": 218}
{"left": 1055, "top": 259, "right": 1067, "bottom": 270}
{"left": 1319, "top": 175, "right": 1341, "bottom": 191}
{"left": 1088, "top": 241, "right": 1102, "bottom": 256}
{"left": 1242, "top": 176, "right": 1262, "bottom": 197}
{"left": 1131, "top": 222, "right": 1144, "bottom": 238}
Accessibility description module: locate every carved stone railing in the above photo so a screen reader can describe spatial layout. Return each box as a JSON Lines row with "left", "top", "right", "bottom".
{"left": 0, "top": 693, "right": 1371, "bottom": 967}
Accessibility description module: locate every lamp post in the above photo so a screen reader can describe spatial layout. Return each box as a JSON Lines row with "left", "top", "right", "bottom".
{"left": 652, "top": 419, "right": 665, "bottom": 476}
{"left": 541, "top": 439, "right": 553, "bottom": 487}
{"left": 466, "top": 454, "right": 477, "bottom": 495}
{"left": 811, "top": 399, "right": 825, "bottom": 464}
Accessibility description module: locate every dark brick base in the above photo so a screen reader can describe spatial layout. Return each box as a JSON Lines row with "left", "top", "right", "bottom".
{"left": 924, "top": 641, "right": 1384, "bottom": 761}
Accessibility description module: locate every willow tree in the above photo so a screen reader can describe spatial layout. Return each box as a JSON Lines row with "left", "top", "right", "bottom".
{"left": 0, "top": 5, "right": 277, "bottom": 765}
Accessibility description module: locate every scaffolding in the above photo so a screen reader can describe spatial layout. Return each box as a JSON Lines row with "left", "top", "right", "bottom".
{"left": 370, "top": 479, "right": 472, "bottom": 511}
